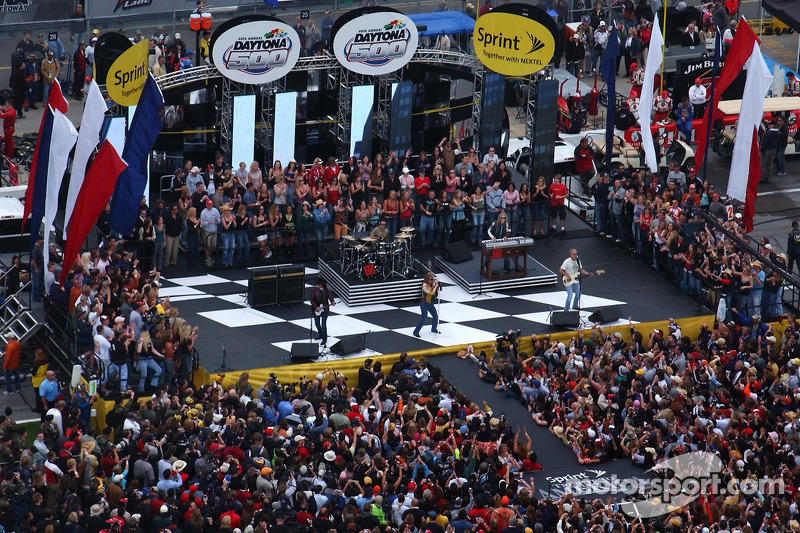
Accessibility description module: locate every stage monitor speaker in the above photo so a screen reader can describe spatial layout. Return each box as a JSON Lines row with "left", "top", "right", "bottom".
{"left": 588, "top": 305, "right": 623, "bottom": 324}
{"left": 442, "top": 241, "right": 472, "bottom": 263}
{"left": 550, "top": 310, "right": 580, "bottom": 328}
{"left": 278, "top": 265, "right": 305, "bottom": 304}
{"left": 324, "top": 241, "right": 340, "bottom": 261}
{"left": 330, "top": 334, "right": 365, "bottom": 356}
{"left": 248, "top": 266, "right": 278, "bottom": 307}
{"left": 290, "top": 343, "right": 319, "bottom": 361}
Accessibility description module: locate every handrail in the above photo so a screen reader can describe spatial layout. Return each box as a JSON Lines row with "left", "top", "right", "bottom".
{"left": 0, "top": 280, "right": 32, "bottom": 320}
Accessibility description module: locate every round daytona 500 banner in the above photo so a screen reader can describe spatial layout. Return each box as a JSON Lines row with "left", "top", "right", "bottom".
{"left": 331, "top": 9, "right": 419, "bottom": 76}
{"left": 210, "top": 16, "right": 301, "bottom": 85}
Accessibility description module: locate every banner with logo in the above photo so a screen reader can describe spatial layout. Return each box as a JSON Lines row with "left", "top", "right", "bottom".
{"left": 210, "top": 15, "right": 301, "bottom": 85}
{"left": 106, "top": 39, "right": 150, "bottom": 106}
{"left": 472, "top": 3, "right": 558, "bottom": 77}
{"left": 330, "top": 7, "right": 419, "bottom": 76}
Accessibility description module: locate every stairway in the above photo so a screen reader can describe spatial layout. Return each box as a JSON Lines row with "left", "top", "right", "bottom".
{"left": 0, "top": 285, "right": 43, "bottom": 357}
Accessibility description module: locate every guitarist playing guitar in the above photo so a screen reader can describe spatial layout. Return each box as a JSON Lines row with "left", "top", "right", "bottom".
{"left": 559, "top": 249, "right": 603, "bottom": 312}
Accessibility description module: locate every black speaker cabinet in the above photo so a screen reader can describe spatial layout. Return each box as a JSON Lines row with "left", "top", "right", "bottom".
{"left": 290, "top": 343, "right": 319, "bottom": 361}
{"left": 248, "top": 266, "right": 279, "bottom": 308}
{"left": 442, "top": 241, "right": 472, "bottom": 263}
{"left": 588, "top": 305, "right": 623, "bottom": 324}
{"left": 324, "top": 241, "right": 340, "bottom": 261}
{"left": 550, "top": 310, "right": 580, "bottom": 328}
{"left": 278, "top": 265, "right": 305, "bottom": 304}
{"left": 330, "top": 334, "right": 365, "bottom": 356}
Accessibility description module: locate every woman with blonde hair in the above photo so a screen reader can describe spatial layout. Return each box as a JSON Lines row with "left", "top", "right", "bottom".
{"left": 248, "top": 161, "right": 262, "bottom": 188}
{"left": 136, "top": 330, "right": 164, "bottom": 391}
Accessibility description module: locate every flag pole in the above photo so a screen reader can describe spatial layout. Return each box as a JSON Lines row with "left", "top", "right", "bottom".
{"left": 701, "top": 31, "right": 722, "bottom": 183}
{"left": 659, "top": 0, "right": 667, "bottom": 92}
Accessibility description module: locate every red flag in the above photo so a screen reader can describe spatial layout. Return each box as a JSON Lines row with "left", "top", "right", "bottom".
{"left": 59, "top": 141, "right": 127, "bottom": 286}
{"left": 743, "top": 128, "right": 760, "bottom": 233}
{"left": 694, "top": 19, "right": 759, "bottom": 170}
{"left": 22, "top": 79, "right": 68, "bottom": 232}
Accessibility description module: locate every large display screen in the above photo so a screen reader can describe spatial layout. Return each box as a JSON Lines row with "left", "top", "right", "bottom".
{"left": 350, "top": 85, "right": 375, "bottom": 158}
{"left": 273, "top": 92, "right": 298, "bottom": 167}
{"left": 232, "top": 94, "right": 256, "bottom": 171}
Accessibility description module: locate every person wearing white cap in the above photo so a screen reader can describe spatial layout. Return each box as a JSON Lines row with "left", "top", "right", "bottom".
{"left": 186, "top": 166, "right": 204, "bottom": 196}
{"left": 591, "top": 21, "right": 608, "bottom": 75}
{"left": 3, "top": 331, "right": 21, "bottom": 395}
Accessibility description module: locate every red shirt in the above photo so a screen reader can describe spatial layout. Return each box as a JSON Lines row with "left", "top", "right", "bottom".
{"left": 323, "top": 164, "right": 340, "bottom": 186}
{"left": 549, "top": 182, "right": 568, "bottom": 206}
{"left": 414, "top": 176, "right": 430, "bottom": 196}
{"left": 220, "top": 511, "right": 241, "bottom": 529}
{"left": 0, "top": 107, "right": 16, "bottom": 130}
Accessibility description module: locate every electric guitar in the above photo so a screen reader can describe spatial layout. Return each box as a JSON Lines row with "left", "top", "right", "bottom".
{"left": 562, "top": 269, "right": 605, "bottom": 288}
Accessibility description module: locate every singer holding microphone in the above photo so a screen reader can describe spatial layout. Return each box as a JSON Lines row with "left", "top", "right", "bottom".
{"left": 413, "top": 272, "right": 441, "bottom": 338}
{"left": 559, "top": 248, "right": 594, "bottom": 312}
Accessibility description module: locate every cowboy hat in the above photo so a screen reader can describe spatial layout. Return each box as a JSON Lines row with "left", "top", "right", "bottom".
{"left": 172, "top": 460, "right": 187, "bottom": 472}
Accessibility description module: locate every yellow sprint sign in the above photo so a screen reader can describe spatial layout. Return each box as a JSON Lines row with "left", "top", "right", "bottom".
{"left": 473, "top": 10, "right": 555, "bottom": 77}
{"left": 107, "top": 39, "right": 150, "bottom": 106}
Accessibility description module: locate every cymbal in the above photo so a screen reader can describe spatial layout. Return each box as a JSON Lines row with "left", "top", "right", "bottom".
{"left": 343, "top": 235, "right": 357, "bottom": 241}
{"left": 353, "top": 244, "right": 369, "bottom": 250}
{"left": 400, "top": 226, "right": 416, "bottom": 232}
{"left": 361, "top": 237, "right": 377, "bottom": 242}
{"left": 395, "top": 233, "right": 411, "bottom": 240}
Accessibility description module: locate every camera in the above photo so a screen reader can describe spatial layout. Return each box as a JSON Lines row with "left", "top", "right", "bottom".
{"left": 496, "top": 329, "right": 522, "bottom": 347}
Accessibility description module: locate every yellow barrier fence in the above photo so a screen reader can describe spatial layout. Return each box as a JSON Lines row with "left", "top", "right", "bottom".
{"left": 88, "top": 314, "right": 715, "bottom": 433}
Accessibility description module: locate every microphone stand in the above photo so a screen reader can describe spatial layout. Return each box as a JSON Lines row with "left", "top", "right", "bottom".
{"left": 215, "top": 345, "right": 234, "bottom": 372}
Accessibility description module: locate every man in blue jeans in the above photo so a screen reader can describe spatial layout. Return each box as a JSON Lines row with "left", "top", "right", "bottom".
{"left": 413, "top": 272, "right": 440, "bottom": 337}
{"left": 310, "top": 278, "right": 335, "bottom": 347}
{"left": 419, "top": 190, "right": 437, "bottom": 246}
{"left": 559, "top": 248, "right": 594, "bottom": 311}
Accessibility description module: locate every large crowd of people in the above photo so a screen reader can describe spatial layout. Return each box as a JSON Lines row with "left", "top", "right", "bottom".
{"left": 476, "top": 310, "right": 800, "bottom": 530}
{"left": 132, "top": 144, "right": 541, "bottom": 269}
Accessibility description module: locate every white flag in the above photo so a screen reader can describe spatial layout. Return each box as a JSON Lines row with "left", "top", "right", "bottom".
{"left": 728, "top": 42, "right": 772, "bottom": 202}
{"left": 640, "top": 15, "right": 664, "bottom": 173}
{"left": 64, "top": 80, "right": 107, "bottom": 238}
{"left": 43, "top": 110, "right": 78, "bottom": 268}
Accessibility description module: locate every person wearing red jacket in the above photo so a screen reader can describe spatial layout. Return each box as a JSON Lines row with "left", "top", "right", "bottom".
{"left": 0, "top": 99, "right": 17, "bottom": 159}
{"left": 573, "top": 137, "right": 596, "bottom": 194}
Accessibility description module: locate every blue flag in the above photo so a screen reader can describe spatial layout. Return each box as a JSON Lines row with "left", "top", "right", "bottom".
{"left": 28, "top": 108, "right": 55, "bottom": 250}
{"left": 599, "top": 25, "right": 620, "bottom": 171}
{"left": 108, "top": 75, "right": 164, "bottom": 236}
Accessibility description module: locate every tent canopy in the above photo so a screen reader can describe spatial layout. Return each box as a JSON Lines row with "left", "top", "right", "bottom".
{"left": 408, "top": 11, "right": 476, "bottom": 36}
{"left": 763, "top": 0, "right": 800, "bottom": 33}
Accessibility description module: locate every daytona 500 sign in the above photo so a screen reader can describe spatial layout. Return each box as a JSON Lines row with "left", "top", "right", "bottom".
{"left": 332, "top": 9, "right": 419, "bottom": 76}
{"left": 210, "top": 16, "right": 301, "bottom": 84}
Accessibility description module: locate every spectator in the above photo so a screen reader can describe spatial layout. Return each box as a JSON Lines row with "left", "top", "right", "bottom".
{"left": 199, "top": 200, "right": 220, "bottom": 267}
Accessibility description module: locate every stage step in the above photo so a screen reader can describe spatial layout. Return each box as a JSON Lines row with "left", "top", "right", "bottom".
{"left": 318, "top": 259, "right": 424, "bottom": 306}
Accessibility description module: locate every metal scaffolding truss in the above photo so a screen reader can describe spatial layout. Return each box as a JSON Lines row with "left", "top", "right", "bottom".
{"left": 156, "top": 49, "right": 488, "bottom": 160}
{"left": 334, "top": 68, "right": 363, "bottom": 161}
{"left": 376, "top": 71, "right": 402, "bottom": 155}
{"left": 261, "top": 78, "right": 287, "bottom": 162}
{"left": 472, "top": 67, "right": 485, "bottom": 155}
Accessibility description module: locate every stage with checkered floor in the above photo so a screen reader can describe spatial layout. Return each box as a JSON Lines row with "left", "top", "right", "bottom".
{"left": 157, "top": 232, "right": 702, "bottom": 371}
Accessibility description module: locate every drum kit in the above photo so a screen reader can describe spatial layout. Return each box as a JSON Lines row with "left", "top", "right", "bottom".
{"left": 339, "top": 227, "right": 418, "bottom": 280}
